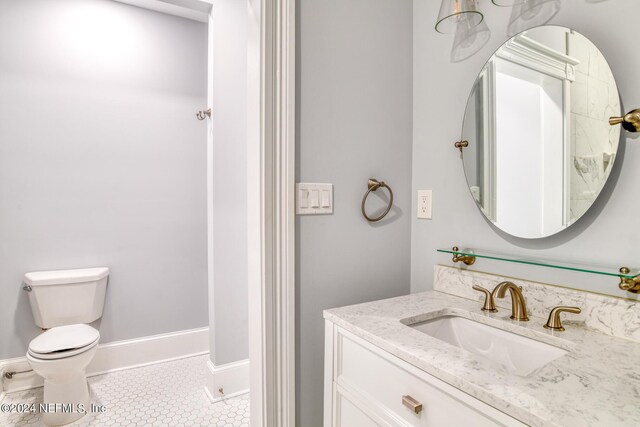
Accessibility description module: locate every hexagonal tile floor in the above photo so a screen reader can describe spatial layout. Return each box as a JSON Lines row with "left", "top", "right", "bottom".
{"left": 0, "top": 355, "right": 249, "bottom": 426}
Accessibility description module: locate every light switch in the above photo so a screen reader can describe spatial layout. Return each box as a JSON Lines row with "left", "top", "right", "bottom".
{"left": 299, "top": 189, "right": 309, "bottom": 208}
{"left": 310, "top": 190, "right": 320, "bottom": 208}
{"left": 321, "top": 190, "right": 330, "bottom": 207}
{"left": 296, "top": 183, "right": 333, "bottom": 215}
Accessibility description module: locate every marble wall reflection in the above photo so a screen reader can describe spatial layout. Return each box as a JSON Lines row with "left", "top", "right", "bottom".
{"left": 568, "top": 32, "right": 620, "bottom": 222}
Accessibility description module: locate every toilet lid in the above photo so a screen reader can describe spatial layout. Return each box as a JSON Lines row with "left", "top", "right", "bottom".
{"left": 29, "top": 324, "right": 100, "bottom": 355}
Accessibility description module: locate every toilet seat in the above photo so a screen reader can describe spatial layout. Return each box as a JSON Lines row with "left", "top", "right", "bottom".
{"left": 28, "top": 324, "right": 100, "bottom": 360}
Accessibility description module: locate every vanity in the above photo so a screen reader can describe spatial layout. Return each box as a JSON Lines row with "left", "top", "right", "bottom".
{"left": 323, "top": 312, "right": 525, "bottom": 427}
{"left": 323, "top": 266, "right": 640, "bottom": 427}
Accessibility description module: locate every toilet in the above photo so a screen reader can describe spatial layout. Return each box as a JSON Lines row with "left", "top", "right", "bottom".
{"left": 23, "top": 267, "right": 109, "bottom": 426}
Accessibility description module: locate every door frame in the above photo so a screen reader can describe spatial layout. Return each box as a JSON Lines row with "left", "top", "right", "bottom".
{"left": 246, "top": 0, "right": 296, "bottom": 425}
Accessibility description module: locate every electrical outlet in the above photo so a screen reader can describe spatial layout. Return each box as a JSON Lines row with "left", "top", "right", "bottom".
{"left": 417, "top": 190, "right": 432, "bottom": 219}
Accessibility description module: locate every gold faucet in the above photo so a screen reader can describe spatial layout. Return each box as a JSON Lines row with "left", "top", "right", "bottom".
{"left": 472, "top": 285, "right": 497, "bottom": 312}
{"left": 491, "top": 281, "right": 529, "bottom": 321}
{"left": 544, "top": 306, "right": 581, "bottom": 331}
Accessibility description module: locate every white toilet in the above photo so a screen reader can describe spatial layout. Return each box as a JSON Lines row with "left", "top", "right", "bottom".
{"left": 23, "top": 267, "right": 109, "bottom": 426}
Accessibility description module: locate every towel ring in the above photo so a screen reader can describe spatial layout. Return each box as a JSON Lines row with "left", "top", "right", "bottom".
{"left": 361, "top": 179, "right": 393, "bottom": 222}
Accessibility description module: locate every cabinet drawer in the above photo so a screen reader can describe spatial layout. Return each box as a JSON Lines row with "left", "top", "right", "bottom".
{"left": 333, "top": 327, "right": 525, "bottom": 427}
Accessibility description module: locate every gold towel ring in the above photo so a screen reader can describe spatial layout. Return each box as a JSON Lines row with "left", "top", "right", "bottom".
{"left": 361, "top": 179, "right": 393, "bottom": 222}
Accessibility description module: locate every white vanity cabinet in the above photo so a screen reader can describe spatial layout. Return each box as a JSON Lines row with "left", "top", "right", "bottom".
{"left": 324, "top": 321, "right": 527, "bottom": 427}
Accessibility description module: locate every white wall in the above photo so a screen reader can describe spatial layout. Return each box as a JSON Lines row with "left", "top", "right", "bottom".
{"left": 0, "top": 0, "right": 209, "bottom": 359}
{"left": 297, "top": 0, "right": 413, "bottom": 425}
{"left": 412, "top": 0, "right": 640, "bottom": 297}
{"left": 209, "top": 0, "right": 249, "bottom": 366}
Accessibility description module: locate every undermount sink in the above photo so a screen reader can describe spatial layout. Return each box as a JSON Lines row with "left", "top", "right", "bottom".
{"left": 409, "top": 315, "right": 567, "bottom": 376}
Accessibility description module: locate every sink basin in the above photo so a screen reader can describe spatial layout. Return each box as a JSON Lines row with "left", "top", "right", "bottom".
{"left": 409, "top": 315, "right": 567, "bottom": 376}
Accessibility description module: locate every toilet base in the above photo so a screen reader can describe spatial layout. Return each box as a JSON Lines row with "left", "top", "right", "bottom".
{"left": 41, "top": 374, "right": 90, "bottom": 426}
{"left": 26, "top": 333, "right": 98, "bottom": 426}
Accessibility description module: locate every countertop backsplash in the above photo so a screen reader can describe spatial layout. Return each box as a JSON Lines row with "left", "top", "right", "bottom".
{"left": 434, "top": 264, "right": 640, "bottom": 342}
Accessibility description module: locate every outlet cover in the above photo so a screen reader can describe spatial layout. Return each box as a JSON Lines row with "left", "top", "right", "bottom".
{"left": 417, "top": 190, "right": 432, "bottom": 219}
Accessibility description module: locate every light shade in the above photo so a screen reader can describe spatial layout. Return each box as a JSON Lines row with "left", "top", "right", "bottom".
{"left": 491, "top": 0, "right": 526, "bottom": 6}
{"left": 435, "top": 0, "right": 483, "bottom": 34}
{"left": 507, "top": 0, "right": 561, "bottom": 36}
{"left": 450, "top": 15, "right": 491, "bottom": 62}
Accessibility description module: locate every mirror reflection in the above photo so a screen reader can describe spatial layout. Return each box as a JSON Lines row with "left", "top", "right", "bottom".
{"left": 462, "top": 26, "right": 620, "bottom": 239}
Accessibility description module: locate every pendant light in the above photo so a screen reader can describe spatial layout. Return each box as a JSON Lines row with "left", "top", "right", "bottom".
{"left": 435, "top": 0, "right": 563, "bottom": 62}
{"left": 435, "top": 0, "right": 484, "bottom": 34}
{"left": 506, "top": 0, "right": 561, "bottom": 36}
{"left": 491, "top": 0, "right": 525, "bottom": 5}
{"left": 450, "top": 15, "right": 491, "bottom": 62}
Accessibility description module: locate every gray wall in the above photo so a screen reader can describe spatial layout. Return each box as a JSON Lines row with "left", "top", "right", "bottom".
{"left": 412, "top": 0, "right": 640, "bottom": 297}
{"left": 297, "top": 0, "right": 413, "bottom": 425}
{"left": 210, "top": 0, "right": 249, "bottom": 366}
{"left": 0, "top": 0, "right": 208, "bottom": 359}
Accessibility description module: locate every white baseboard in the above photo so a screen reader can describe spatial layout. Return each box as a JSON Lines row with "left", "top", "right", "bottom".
{"left": 0, "top": 327, "right": 209, "bottom": 396}
{"left": 204, "top": 359, "right": 250, "bottom": 403}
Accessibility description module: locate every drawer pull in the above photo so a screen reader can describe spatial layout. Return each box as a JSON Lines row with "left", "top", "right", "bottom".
{"left": 402, "top": 395, "right": 423, "bottom": 414}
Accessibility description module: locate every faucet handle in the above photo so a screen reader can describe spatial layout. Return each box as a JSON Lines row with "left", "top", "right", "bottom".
{"left": 472, "top": 285, "right": 498, "bottom": 312}
{"left": 544, "top": 306, "right": 581, "bottom": 331}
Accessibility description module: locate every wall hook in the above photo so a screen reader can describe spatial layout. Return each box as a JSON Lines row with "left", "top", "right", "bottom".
{"left": 196, "top": 108, "right": 212, "bottom": 120}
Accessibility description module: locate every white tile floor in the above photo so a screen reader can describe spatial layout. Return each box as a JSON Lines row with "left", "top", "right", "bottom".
{"left": 0, "top": 355, "right": 249, "bottom": 427}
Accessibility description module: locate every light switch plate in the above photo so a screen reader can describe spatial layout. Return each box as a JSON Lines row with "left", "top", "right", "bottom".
{"left": 417, "top": 190, "right": 432, "bottom": 219}
{"left": 296, "top": 183, "right": 333, "bottom": 215}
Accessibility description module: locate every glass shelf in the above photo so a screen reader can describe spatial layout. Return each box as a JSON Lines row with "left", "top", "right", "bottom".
{"left": 437, "top": 247, "right": 640, "bottom": 279}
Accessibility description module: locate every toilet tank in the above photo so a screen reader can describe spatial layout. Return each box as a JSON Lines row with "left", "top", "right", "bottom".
{"left": 23, "top": 267, "right": 109, "bottom": 329}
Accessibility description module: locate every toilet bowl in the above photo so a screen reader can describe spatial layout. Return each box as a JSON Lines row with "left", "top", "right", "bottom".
{"left": 27, "top": 324, "right": 100, "bottom": 426}
{"left": 23, "top": 267, "right": 108, "bottom": 426}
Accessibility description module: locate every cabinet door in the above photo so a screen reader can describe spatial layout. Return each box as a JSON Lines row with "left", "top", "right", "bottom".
{"left": 334, "top": 387, "right": 387, "bottom": 427}
{"left": 327, "top": 325, "right": 527, "bottom": 427}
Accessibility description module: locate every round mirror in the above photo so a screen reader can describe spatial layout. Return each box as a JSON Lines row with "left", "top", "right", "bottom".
{"left": 461, "top": 26, "right": 620, "bottom": 239}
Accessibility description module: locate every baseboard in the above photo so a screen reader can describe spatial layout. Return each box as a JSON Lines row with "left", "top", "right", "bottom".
{"left": 0, "top": 327, "right": 209, "bottom": 396}
{"left": 204, "top": 358, "right": 250, "bottom": 403}
{"left": 0, "top": 356, "right": 41, "bottom": 395}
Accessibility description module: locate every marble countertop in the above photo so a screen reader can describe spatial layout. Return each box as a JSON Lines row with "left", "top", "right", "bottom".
{"left": 324, "top": 290, "right": 640, "bottom": 427}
